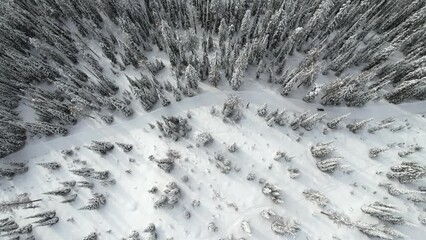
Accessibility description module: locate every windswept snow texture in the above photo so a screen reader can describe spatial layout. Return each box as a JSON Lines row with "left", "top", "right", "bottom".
{"left": 2, "top": 95, "right": 426, "bottom": 239}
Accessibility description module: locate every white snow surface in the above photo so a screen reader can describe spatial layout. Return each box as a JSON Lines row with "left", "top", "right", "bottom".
{"left": 1, "top": 86, "right": 426, "bottom": 239}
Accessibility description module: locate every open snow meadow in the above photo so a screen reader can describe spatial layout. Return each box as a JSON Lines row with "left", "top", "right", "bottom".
{"left": 1, "top": 0, "right": 426, "bottom": 240}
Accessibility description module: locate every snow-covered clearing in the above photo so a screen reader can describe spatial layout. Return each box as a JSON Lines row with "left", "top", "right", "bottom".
{"left": 2, "top": 89, "right": 426, "bottom": 239}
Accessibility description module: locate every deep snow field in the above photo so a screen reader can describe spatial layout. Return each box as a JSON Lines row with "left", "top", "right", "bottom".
{"left": 1, "top": 85, "right": 426, "bottom": 240}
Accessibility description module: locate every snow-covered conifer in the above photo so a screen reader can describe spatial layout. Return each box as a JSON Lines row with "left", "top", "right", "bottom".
{"left": 257, "top": 103, "right": 268, "bottom": 117}
{"left": 327, "top": 113, "right": 350, "bottom": 129}
{"left": 346, "top": 118, "right": 373, "bottom": 133}
{"left": 302, "top": 189, "right": 329, "bottom": 207}
{"left": 79, "top": 193, "right": 106, "bottom": 210}
{"left": 310, "top": 141, "right": 336, "bottom": 158}
{"left": 184, "top": 64, "right": 200, "bottom": 90}
{"left": 116, "top": 142, "right": 133, "bottom": 152}
{"left": 386, "top": 162, "right": 426, "bottom": 183}
{"left": 361, "top": 201, "right": 404, "bottom": 224}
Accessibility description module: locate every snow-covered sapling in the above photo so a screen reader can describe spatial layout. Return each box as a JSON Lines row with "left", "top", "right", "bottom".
{"left": 100, "top": 114, "right": 114, "bottom": 124}
{"left": 35, "top": 216, "right": 59, "bottom": 227}
{"left": 125, "top": 230, "right": 140, "bottom": 240}
{"left": 316, "top": 158, "right": 341, "bottom": 173}
{"left": 288, "top": 168, "right": 300, "bottom": 179}
{"left": 386, "top": 162, "right": 426, "bottom": 183}
{"left": 369, "top": 148, "right": 388, "bottom": 158}
{"left": 150, "top": 149, "right": 180, "bottom": 173}
{"left": 227, "top": 143, "right": 238, "bottom": 152}
{"left": 290, "top": 111, "right": 309, "bottom": 130}
{"left": 274, "top": 110, "right": 288, "bottom": 126}
{"left": 310, "top": 141, "right": 335, "bottom": 158}
{"left": 85, "top": 141, "right": 114, "bottom": 154}
{"left": 77, "top": 181, "right": 94, "bottom": 189}
{"left": 116, "top": 142, "right": 133, "bottom": 152}
{"left": 212, "top": 152, "right": 232, "bottom": 174}
{"left": 355, "top": 222, "right": 404, "bottom": 239}
{"left": 257, "top": 103, "right": 268, "bottom": 117}
{"left": 222, "top": 95, "right": 242, "bottom": 123}
{"left": 271, "top": 217, "right": 300, "bottom": 237}
{"left": 61, "top": 194, "right": 78, "bottom": 203}
{"left": 79, "top": 193, "right": 106, "bottom": 210}
{"left": 361, "top": 201, "right": 404, "bottom": 224}
{"left": 260, "top": 208, "right": 277, "bottom": 221}
{"left": 0, "top": 165, "right": 29, "bottom": 178}
{"left": 346, "top": 118, "right": 373, "bottom": 133}
{"left": 241, "top": 220, "right": 252, "bottom": 235}
{"left": 37, "top": 162, "right": 61, "bottom": 170}
{"left": 43, "top": 187, "right": 71, "bottom": 196}
{"left": 153, "top": 182, "right": 181, "bottom": 209}
{"left": 419, "top": 215, "right": 426, "bottom": 225}
{"left": 247, "top": 172, "right": 256, "bottom": 181}
{"left": 302, "top": 189, "right": 329, "bottom": 207}
{"left": 83, "top": 232, "right": 98, "bottom": 240}
{"left": 208, "top": 222, "right": 218, "bottom": 232}
{"left": 184, "top": 209, "right": 191, "bottom": 219}
{"left": 273, "top": 151, "right": 293, "bottom": 162}
{"left": 368, "top": 122, "right": 394, "bottom": 134}
{"left": 327, "top": 113, "right": 350, "bottom": 129}
{"left": 320, "top": 211, "right": 352, "bottom": 227}
{"left": 262, "top": 183, "right": 284, "bottom": 204}
{"left": 157, "top": 115, "right": 192, "bottom": 140}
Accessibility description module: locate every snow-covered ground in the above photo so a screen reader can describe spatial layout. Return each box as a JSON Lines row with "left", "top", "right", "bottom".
{"left": 2, "top": 88, "right": 426, "bottom": 239}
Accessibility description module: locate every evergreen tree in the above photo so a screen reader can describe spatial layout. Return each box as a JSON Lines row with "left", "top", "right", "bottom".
{"left": 184, "top": 64, "right": 200, "bottom": 90}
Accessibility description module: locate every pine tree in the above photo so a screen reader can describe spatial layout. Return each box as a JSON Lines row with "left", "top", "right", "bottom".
{"left": 230, "top": 45, "right": 249, "bottom": 90}
{"left": 208, "top": 53, "right": 221, "bottom": 87}
{"left": 184, "top": 64, "right": 200, "bottom": 90}
{"left": 239, "top": 10, "right": 252, "bottom": 45}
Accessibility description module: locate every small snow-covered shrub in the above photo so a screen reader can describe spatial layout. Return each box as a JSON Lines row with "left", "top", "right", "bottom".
{"left": 321, "top": 211, "right": 352, "bottom": 227}
{"left": 310, "top": 141, "right": 335, "bottom": 158}
{"left": 116, "top": 142, "right": 133, "bottom": 152}
{"left": 195, "top": 131, "right": 214, "bottom": 146}
{"left": 274, "top": 151, "right": 293, "bottom": 162}
{"left": 85, "top": 141, "right": 114, "bottom": 154}
{"left": 100, "top": 114, "right": 114, "bottom": 124}
{"left": 355, "top": 221, "right": 404, "bottom": 239}
{"left": 302, "top": 189, "right": 329, "bottom": 207}
{"left": 227, "top": 142, "right": 238, "bottom": 152}
{"left": 271, "top": 217, "right": 300, "bottom": 237}
{"left": 241, "top": 220, "right": 251, "bottom": 235}
{"left": 316, "top": 158, "right": 341, "bottom": 173}
{"left": 247, "top": 172, "right": 256, "bottom": 181}
{"left": 257, "top": 103, "right": 268, "bottom": 117}
{"left": 346, "top": 118, "right": 373, "bottom": 133}
{"left": 288, "top": 168, "right": 300, "bottom": 179}
{"left": 83, "top": 232, "right": 97, "bottom": 240}
{"left": 262, "top": 183, "right": 284, "bottom": 204}
{"left": 207, "top": 222, "right": 218, "bottom": 232}
{"left": 79, "top": 193, "right": 106, "bottom": 210}
{"left": 260, "top": 208, "right": 277, "bottom": 220}
{"left": 153, "top": 182, "right": 181, "bottom": 209}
